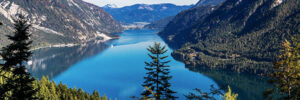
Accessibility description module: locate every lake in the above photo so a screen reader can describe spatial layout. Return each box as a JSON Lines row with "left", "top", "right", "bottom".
{"left": 27, "top": 29, "right": 270, "bottom": 100}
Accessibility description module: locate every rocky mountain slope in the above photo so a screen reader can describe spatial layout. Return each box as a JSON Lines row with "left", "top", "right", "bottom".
{"left": 103, "top": 3, "right": 192, "bottom": 24}
{"left": 195, "top": 0, "right": 225, "bottom": 6}
{"left": 159, "top": 0, "right": 300, "bottom": 74}
{"left": 0, "top": 0, "right": 123, "bottom": 48}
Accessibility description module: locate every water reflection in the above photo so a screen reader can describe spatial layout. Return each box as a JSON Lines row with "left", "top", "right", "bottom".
{"left": 185, "top": 66, "right": 271, "bottom": 100}
{"left": 27, "top": 40, "right": 109, "bottom": 79}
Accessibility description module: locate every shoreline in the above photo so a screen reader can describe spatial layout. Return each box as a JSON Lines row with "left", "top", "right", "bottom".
{"left": 30, "top": 36, "right": 118, "bottom": 51}
{"left": 0, "top": 34, "right": 119, "bottom": 60}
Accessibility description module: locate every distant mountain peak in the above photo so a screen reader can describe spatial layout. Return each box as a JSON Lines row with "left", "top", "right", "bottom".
{"left": 103, "top": 4, "right": 118, "bottom": 8}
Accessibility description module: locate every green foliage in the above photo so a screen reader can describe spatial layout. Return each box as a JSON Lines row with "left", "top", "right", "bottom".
{"left": 0, "top": 15, "right": 37, "bottom": 100}
{"left": 142, "top": 42, "right": 177, "bottom": 100}
{"left": 0, "top": 74, "right": 108, "bottom": 100}
{"left": 0, "top": 15, "right": 108, "bottom": 100}
{"left": 159, "top": 0, "right": 300, "bottom": 74}
{"left": 35, "top": 76, "right": 108, "bottom": 100}
{"left": 265, "top": 35, "right": 300, "bottom": 100}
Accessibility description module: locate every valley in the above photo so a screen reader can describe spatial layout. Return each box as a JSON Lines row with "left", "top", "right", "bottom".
{"left": 0, "top": 0, "right": 299, "bottom": 99}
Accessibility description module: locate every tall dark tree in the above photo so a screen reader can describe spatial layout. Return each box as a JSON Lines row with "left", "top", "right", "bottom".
{"left": 0, "top": 15, "right": 37, "bottom": 99}
{"left": 142, "top": 42, "right": 177, "bottom": 100}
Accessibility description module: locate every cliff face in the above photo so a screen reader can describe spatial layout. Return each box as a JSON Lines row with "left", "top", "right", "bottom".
{"left": 159, "top": 0, "right": 300, "bottom": 74}
{"left": 0, "top": 0, "right": 123, "bottom": 47}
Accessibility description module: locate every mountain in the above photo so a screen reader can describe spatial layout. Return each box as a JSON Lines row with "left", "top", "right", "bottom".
{"left": 195, "top": 0, "right": 225, "bottom": 6}
{"left": 159, "top": 0, "right": 300, "bottom": 74}
{"left": 143, "top": 16, "right": 174, "bottom": 30}
{"left": 159, "top": 5, "right": 217, "bottom": 48}
{"left": 0, "top": 0, "right": 123, "bottom": 48}
{"left": 144, "top": 0, "right": 225, "bottom": 30}
{"left": 103, "top": 3, "right": 192, "bottom": 24}
{"left": 102, "top": 4, "right": 118, "bottom": 8}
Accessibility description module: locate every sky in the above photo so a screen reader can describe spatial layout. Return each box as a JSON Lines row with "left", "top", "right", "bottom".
{"left": 82, "top": 0, "right": 199, "bottom": 8}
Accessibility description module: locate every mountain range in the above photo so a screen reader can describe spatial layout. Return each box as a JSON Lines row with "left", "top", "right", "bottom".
{"left": 102, "top": 3, "right": 192, "bottom": 24}
{"left": 144, "top": 0, "right": 225, "bottom": 30}
{"left": 159, "top": 0, "right": 300, "bottom": 74}
{"left": 0, "top": 0, "right": 123, "bottom": 48}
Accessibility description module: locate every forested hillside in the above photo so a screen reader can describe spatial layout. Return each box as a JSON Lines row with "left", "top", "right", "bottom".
{"left": 0, "top": 0, "right": 123, "bottom": 48}
{"left": 159, "top": 0, "right": 300, "bottom": 74}
{"left": 144, "top": 0, "right": 225, "bottom": 30}
{"left": 143, "top": 16, "right": 175, "bottom": 30}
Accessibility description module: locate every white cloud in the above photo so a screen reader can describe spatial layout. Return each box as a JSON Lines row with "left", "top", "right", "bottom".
{"left": 83, "top": 0, "right": 198, "bottom": 7}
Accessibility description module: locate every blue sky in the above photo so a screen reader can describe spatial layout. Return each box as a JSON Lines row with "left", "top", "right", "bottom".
{"left": 83, "top": 0, "right": 199, "bottom": 7}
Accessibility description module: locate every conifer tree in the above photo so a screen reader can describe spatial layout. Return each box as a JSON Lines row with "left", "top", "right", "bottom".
{"left": 265, "top": 35, "right": 300, "bottom": 100}
{"left": 0, "top": 15, "right": 37, "bottom": 99}
{"left": 142, "top": 42, "right": 176, "bottom": 100}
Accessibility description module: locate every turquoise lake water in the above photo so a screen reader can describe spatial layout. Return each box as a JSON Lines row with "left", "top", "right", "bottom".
{"left": 28, "top": 29, "right": 270, "bottom": 100}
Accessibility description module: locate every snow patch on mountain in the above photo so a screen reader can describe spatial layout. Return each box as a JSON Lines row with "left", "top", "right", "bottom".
{"left": 103, "top": 4, "right": 118, "bottom": 8}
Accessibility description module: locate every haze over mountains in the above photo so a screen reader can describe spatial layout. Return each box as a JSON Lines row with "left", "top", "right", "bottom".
{"left": 0, "top": 0, "right": 123, "bottom": 48}
{"left": 159, "top": 0, "right": 299, "bottom": 74}
{"left": 102, "top": 3, "right": 192, "bottom": 24}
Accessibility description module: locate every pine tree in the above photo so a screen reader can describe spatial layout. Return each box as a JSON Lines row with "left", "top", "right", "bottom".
{"left": 0, "top": 15, "right": 37, "bottom": 99}
{"left": 265, "top": 35, "right": 300, "bottom": 100}
{"left": 142, "top": 42, "right": 176, "bottom": 100}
